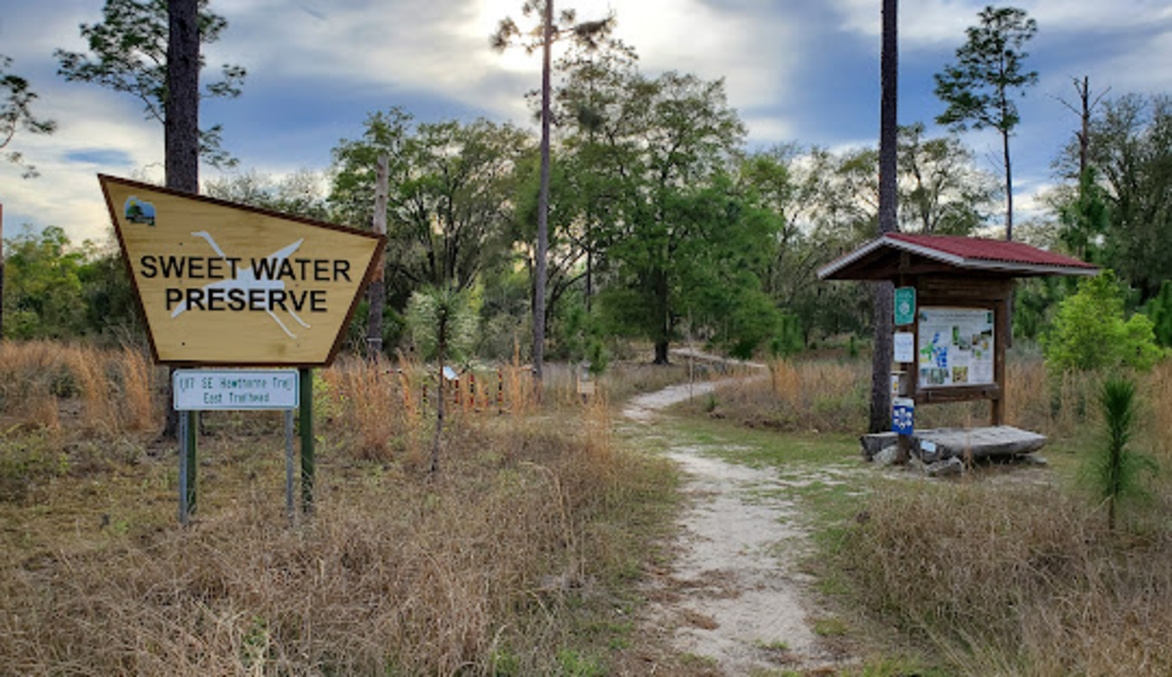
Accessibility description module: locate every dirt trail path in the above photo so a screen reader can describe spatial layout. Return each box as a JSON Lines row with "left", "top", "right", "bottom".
{"left": 622, "top": 363, "right": 849, "bottom": 675}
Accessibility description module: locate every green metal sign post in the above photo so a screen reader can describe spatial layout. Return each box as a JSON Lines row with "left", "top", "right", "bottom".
{"left": 178, "top": 410, "right": 197, "bottom": 525}
{"left": 299, "top": 367, "right": 315, "bottom": 515}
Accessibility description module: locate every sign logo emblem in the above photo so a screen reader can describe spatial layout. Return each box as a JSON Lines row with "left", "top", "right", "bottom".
{"left": 124, "top": 196, "right": 156, "bottom": 225}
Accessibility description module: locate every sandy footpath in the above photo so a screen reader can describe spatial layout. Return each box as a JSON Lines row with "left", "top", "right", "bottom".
{"left": 622, "top": 367, "right": 851, "bottom": 675}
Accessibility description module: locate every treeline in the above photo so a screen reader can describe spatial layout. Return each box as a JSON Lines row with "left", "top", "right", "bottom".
{"left": 5, "top": 41, "right": 1172, "bottom": 361}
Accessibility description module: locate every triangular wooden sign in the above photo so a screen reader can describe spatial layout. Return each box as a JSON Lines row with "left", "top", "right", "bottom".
{"left": 99, "top": 174, "right": 385, "bottom": 366}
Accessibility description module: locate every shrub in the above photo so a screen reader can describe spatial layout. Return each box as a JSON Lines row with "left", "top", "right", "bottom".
{"left": 1145, "top": 279, "right": 1172, "bottom": 348}
{"left": 1042, "top": 270, "right": 1162, "bottom": 372}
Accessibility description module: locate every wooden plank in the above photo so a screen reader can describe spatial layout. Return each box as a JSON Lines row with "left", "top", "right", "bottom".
{"left": 917, "top": 385, "right": 1003, "bottom": 403}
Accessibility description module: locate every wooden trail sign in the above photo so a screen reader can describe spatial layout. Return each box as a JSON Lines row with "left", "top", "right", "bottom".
{"left": 100, "top": 175, "right": 385, "bottom": 366}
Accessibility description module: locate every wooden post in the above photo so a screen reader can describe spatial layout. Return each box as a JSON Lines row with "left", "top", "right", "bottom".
{"left": 895, "top": 260, "right": 911, "bottom": 462}
{"left": 299, "top": 367, "right": 314, "bottom": 514}
{"left": 367, "top": 154, "right": 388, "bottom": 357}
{"left": 992, "top": 293, "right": 1010, "bottom": 426}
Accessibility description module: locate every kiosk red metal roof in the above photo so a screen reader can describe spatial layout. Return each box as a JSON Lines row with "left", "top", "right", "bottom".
{"left": 818, "top": 232, "right": 1099, "bottom": 280}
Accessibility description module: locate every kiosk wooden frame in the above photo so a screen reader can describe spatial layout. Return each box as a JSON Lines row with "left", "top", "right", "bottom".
{"left": 819, "top": 233, "right": 1097, "bottom": 426}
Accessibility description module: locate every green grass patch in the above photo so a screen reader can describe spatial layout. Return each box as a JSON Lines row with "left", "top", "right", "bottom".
{"left": 664, "top": 415, "right": 860, "bottom": 466}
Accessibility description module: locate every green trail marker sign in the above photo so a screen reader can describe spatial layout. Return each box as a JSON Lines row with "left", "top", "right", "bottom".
{"left": 894, "top": 286, "right": 916, "bottom": 326}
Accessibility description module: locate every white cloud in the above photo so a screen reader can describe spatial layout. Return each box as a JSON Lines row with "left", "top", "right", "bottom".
{"left": 3, "top": 87, "right": 161, "bottom": 244}
{"left": 211, "top": 0, "right": 802, "bottom": 124}
{"left": 742, "top": 114, "right": 798, "bottom": 148}
{"left": 833, "top": 0, "right": 984, "bottom": 45}
{"left": 3, "top": 0, "right": 1168, "bottom": 249}
{"left": 836, "top": 0, "right": 1172, "bottom": 49}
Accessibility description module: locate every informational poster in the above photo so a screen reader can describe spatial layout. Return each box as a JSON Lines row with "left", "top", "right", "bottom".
{"left": 893, "top": 332, "right": 915, "bottom": 363}
{"left": 917, "top": 307, "right": 995, "bottom": 387}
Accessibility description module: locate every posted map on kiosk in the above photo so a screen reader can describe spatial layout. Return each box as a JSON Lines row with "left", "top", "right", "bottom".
{"left": 917, "top": 307, "right": 995, "bottom": 387}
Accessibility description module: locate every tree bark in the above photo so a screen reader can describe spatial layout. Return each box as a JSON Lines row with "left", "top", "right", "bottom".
{"left": 166, "top": 0, "right": 199, "bottom": 193}
{"left": 871, "top": 0, "right": 897, "bottom": 434}
{"left": 1002, "top": 127, "right": 1013, "bottom": 242}
{"left": 367, "top": 154, "right": 388, "bottom": 357}
{"left": 430, "top": 326, "right": 447, "bottom": 475}
{"left": 162, "top": 0, "right": 200, "bottom": 439}
{"left": 1077, "top": 76, "right": 1090, "bottom": 179}
{"left": 532, "top": 0, "right": 553, "bottom": 389}
{"left": 654, "top": 340, "right": 670, "bottom": 365}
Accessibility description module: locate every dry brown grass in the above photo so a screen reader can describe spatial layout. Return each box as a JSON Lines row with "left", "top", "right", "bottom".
{"left": 119, "top": 346, "right": 156, "bottom": 432}
{"left": 1141, "top": 360, "right": 1172, "bottom": 463}
{"left": 69, "top": 346, "right": 117, "bottom": 432}
{"left": 834, "top": 478, "right": 1172, "bottom": 676}
{"left": 0, "top": 341, "right": 163, "bottom": 437}
{"left": 694, "top": 353, "right": 1171, "bottom": 445}
{"left": 683, "top": 358, "right": 867, "bottom": 432}
{"left": 0, "top": 340, "right": 68, "bottom": 431}
{"left": 319, "top": 353, "right": 403, "bottom": 462}
{"left": 0, "top": 345, "right": 677, "bottom": 675}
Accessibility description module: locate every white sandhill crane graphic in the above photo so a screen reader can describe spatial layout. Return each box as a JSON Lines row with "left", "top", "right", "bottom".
{"left": 170, "top": 231, "right": 310, "bottom": 339}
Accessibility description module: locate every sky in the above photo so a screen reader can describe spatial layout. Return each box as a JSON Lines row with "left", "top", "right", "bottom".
{"left": 2, "top": 0, "right": 1171, "bottom": 247}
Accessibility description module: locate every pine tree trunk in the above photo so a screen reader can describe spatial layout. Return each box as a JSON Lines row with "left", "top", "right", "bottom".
{"left": 1, "top": 205, "right": 5, "bottom": 340}
{"left": 1003, "top": 129, "right": 1013, "bottom": 242}
{"left": 162, "top": 0, "right": 200, "bottom": 439}
{"left": 532, "top": 0, "right": 553, "bottom": 390}
{"left": 871, "top": 0, "right": 897, "bottom": 435}
{"left": 431, "top": 349, "right": 446, "bottom": 475}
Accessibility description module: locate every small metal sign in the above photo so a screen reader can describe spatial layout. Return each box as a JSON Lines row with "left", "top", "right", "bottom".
{"left": 892, "top": 397, "right": 915, "bottom": 435}
{"left": 894, "top": 286, "right": 916, "bottom": 326}
{"left": 173, "top": 369, "right": 300, "bottom": 410}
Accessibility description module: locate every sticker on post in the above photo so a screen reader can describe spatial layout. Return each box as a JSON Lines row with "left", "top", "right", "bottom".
{"left": 892, "top": 397, "right": 915, "bottom": 435}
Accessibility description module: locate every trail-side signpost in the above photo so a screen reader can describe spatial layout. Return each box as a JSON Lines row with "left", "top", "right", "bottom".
{"left": 174, "top": 369, "right": 301, "bottom": 523}
{"left": 100, "top": 174, "right": 381, "bottom": 366}
{"left": 100, "top": 175, "right": 385, "bottom": 524}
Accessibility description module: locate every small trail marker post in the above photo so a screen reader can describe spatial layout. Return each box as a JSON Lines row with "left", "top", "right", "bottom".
{"left": 100, "top": 175, "right": 383, "bottom": 525}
